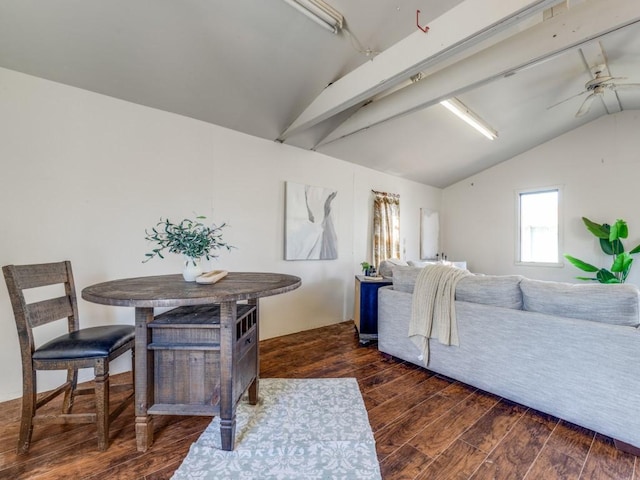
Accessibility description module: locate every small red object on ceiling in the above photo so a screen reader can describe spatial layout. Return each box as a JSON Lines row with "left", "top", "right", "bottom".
{"left": 416, "top": 10, "right": 430, "bottom": 33}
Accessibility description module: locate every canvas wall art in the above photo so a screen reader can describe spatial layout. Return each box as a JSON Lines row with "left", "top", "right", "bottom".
{"left": 285, "top": 181, "right": 338, "bottom": 260}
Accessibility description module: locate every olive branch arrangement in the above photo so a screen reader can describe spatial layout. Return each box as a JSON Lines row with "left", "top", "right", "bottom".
{"left": 144, "top": 216, "right": 233, "bottom": 265}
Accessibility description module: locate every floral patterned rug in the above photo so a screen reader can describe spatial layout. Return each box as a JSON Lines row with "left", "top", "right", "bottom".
{"left": 171, "top": 378, "right": 382, "bottom": 479}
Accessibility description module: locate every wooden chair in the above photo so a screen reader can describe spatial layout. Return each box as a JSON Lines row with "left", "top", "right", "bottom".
{"left": 2, "top": 261, "right": 135, "bottom": 454}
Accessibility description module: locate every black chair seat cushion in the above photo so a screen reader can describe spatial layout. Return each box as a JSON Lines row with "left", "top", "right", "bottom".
{"left": 33, "top": 325, "right": 135, "bottom": 360}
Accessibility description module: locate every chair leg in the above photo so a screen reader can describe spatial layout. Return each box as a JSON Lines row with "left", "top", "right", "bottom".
{"left": 62, "top": 367, "right": 78, "bottom": 414}
{"left": 17, "top": 369, "right": 37, "bottom": 455}
{"left": 94, "top": 358, "right": 110, "bottom": 451}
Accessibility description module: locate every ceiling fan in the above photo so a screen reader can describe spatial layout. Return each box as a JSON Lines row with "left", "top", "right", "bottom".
{"left": 549, "top": 66, "right": 640, "bottom": 117}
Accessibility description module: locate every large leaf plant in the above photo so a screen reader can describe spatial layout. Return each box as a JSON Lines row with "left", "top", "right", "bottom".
{"left": 565, "top": 217, "right": 640, "bottom": 284}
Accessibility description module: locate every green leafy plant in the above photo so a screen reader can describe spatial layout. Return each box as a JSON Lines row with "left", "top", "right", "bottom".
{"left": 360, "top": 261, "right": 371, "bottom": 274}
{"left": 564, "top": 217, "right": 640, "bottom": 283}
{"left": 144, "top": 216, "right": 233, "bottom": 265}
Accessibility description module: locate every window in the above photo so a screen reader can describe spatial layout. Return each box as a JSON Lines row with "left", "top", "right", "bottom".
{"left": 517, "top": 188, "right": 560, "bottom": 264}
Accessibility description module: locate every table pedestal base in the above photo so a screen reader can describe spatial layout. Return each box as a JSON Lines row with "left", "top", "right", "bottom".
{"left": 136, "top": 302, "right": 259, "bottom": 452}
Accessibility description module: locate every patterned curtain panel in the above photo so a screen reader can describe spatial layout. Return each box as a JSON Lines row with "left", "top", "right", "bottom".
{"left": 372, "top": 191, "right": 400, "bottom": 268}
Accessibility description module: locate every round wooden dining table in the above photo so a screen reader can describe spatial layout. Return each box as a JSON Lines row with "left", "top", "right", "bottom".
{"left": 82, "top": 272, "right": 301, "bottom": 452}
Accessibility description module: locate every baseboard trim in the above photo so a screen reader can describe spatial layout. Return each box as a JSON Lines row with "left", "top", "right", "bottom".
{"left": 614, "top": 439, "right": 640, "bottom": 456}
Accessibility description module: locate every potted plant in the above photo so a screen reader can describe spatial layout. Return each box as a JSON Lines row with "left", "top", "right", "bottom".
{"left": 360, "top": 261, "right": 372, "bottom": 276}
{"left": 565, "top": 217, "right": 640, "bottom": 283}
{"left": 144, "top": 216, "right": 233, "bottom": 281}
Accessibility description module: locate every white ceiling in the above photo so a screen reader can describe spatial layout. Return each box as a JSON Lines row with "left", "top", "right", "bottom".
{"left": 1, "top": 0, "right": 639, "bottom": 188}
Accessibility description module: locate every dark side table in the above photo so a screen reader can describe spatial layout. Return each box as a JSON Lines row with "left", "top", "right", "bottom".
{"left": 353, "top": 275, "right": 392, "bottom": 344}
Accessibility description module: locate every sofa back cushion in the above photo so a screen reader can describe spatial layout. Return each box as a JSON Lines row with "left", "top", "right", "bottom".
{"left": 520, "top": 278, "right": 640, "bottom": 326}
{"left": 391, "top": 266, "right": 422, "bottom": 293}
{"left": 455, "top": 274, "right": 524, "bottom": 310}
{"left": 393, "top": 268, "right": 524, "bottom": 311}
{"left": 379, "top": 259, "right": 409, "bottom": 278}
{"left": 407, "top": 260, "right": 438, "bottom": 268}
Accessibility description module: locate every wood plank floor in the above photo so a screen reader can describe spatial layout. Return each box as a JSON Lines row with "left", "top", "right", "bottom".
{"left": 0, "top": 320, "right": 636, "bottom": 479}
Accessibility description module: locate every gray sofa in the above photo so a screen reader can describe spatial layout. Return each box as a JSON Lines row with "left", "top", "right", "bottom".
{"left": 377, "top": 266, "right": 640, "bottom": 452}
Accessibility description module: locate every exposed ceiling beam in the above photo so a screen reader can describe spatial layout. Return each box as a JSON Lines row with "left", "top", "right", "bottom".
{"left": 317, "top": 0, "right": 640, "bottom": 146}
{"left": 277, "top": 0, "right": 563, "bottom": 142}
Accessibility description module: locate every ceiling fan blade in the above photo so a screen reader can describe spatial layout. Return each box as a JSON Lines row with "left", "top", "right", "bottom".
{"left": 611, "top": 83, "right": 640, "bottom": 90}
{"left": 576, "top": 93, "right": 597, "bottom": 117}
{"left": 547, "top": 90, "right": 586, "bottom": 110}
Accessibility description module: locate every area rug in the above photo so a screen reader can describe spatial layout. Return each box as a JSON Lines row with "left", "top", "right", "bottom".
{"left": 171, "top": 378, "right": 382, "bottom": 479}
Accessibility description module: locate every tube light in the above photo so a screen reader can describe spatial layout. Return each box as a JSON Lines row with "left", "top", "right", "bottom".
{"left": 282, "top": 0, "right": 344, "bottom": 34}
{"left": 440, "top": 98, "right": 498, "bottom": 140}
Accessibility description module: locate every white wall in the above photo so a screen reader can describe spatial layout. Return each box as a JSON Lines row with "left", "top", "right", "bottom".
{"left": 442, "top": 110, "right": 640, "bottom": 285}
{"left": 0, "top": 67, "right": 441, "bottom": 401}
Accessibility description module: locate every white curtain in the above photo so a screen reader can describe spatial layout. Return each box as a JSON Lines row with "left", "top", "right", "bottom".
{"left": 372, "top": 190, "right": 400, "bottom": 268}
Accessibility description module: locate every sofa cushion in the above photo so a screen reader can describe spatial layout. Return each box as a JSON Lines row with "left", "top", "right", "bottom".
{"left": 520, "top": 278, "right": 640, "bottom": 326}
{"left": 455, "top": 274, "right": 524, "bottom": 310}
{"left": 379, "top": 259, "right": 409, "bottom": 278}
{"left": 391, "top": 266, "right": 423, "bottom": 293}
{"left": 407, "top": 260, "right": 438, "bottom": 268}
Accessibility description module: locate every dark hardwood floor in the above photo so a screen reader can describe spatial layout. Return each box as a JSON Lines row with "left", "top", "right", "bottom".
{"left": 0, "top": 320, "right": 636, "bottom": 479}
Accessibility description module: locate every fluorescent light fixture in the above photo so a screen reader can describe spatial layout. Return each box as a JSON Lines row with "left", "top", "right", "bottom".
{"left": 440, "top": 98, "right": 498, "bottom": 140}
{"left": 283, "top": 0, "right": 344, "bottom": 34}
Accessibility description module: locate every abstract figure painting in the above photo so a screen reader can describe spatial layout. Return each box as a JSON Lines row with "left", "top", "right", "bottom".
{"left": 285, "top": 181, "right": 338, "bottom": 260}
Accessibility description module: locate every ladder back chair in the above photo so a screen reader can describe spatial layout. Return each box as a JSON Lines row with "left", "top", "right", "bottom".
{"left": 2, "top": 261, "right": 135, "bottom": 454}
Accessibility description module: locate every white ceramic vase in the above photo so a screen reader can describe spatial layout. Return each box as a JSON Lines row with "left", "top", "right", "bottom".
{"left": 182, "top": 256, "right": 203, "bottom": 282}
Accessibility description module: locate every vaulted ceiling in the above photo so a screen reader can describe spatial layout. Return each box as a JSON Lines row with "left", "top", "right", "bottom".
{"left": 1, "top": 0, "right": 639, "bottom": 187}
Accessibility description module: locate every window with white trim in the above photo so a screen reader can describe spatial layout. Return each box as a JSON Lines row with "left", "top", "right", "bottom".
{"left": 517, "top": 188, "right": 560, "bottom": 264}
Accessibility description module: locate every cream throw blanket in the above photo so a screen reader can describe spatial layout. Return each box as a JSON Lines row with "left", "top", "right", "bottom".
{"left": 408, "top": 264, "right": 471, "bottom": 366}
